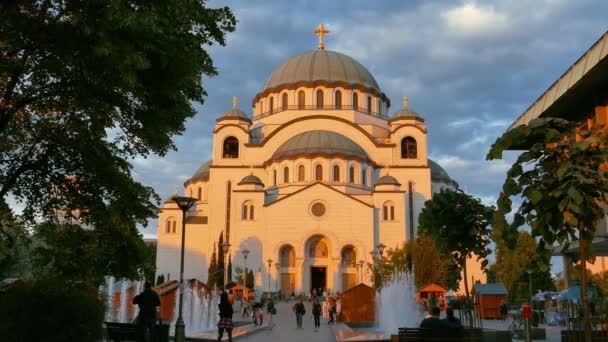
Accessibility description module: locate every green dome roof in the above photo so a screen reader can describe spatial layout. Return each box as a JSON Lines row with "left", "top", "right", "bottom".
{"left": 238, "top": 174, "right": 264, "bottom": 186}
{"left": 272, "top": 130, "right": 368, "bottom": 161}
{"left": 189, "top": 160, "right": 212, "bottom": 182}
{"left": 375, "top": 175, "right": 401, "bottom": 186}
{"left": 263, "top": 50, "right": 380, "bottom": 91}
{"left": 428, "top": 159, "right": 458, "bottom": 186}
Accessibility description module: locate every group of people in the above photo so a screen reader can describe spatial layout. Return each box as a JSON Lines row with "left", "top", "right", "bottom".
{"left": 420, "top": 307, "right": 463, "bottom": 331}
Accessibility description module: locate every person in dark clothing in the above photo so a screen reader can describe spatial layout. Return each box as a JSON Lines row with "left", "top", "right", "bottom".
{"left": 312, "top": 299, "right": 322, "bottom": 330}
{"left": 420, "top": 307, "right": 444, "bottom": 330}
{"left": 442, "top": 308, "right": 463, "bottom": 330}
{"left": 499, "top": 301, "right": 509, "bottom": 320}
{"left": 328, "top": 301, "right": 336, "bottom": 325}
{"left": 217, "top": 292, "right": 234, "bottom": 342}
{"left": 293, "top": 298, "right": 306, "bottom": 328}
{"left": 133, "top": 281, "right": 161, "bottom": 342}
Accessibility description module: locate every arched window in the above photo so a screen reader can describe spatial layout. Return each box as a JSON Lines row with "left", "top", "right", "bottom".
{"left": 367, "top": 96, "right": 372, "bottom": 114}
{"left": 401, "top": 137, "right": 417, "bottom": 159}
{"left": 197, "top": 187, "right": 202, "bottom": 200}
{"left": 335, "top": 91, "right": 342, "bottom": 109}
{"left": 241, "top": 201, "right": 255, "bottom": 220}
{"left": 349, "top": 166, "right": 355, "bottom": 184}
{"left": 353, "top": 92, "right": 359, "bottom": 109}
{"left": 310, "top": 241, "right": 328, "bottom": 258}
{"left": 316, "top": 89, "right": 324, "bottom": 109}
{"left": 280, "top": 245, "right": 296, "bottom": 267}
{"left": 283, "top": 167, "right": 289, "bottom": 183}
{"left": 298, "top": 165, "right": 305, "bottom": 182}
{"left": 298, "top": 91, "right": 305, "bottom": 109}
{"left": 269, "top": 97, "right": 274, "bottom": 114}
{"left": 341, "top": 246, "right": 356, "bottom": 268}
{"left": 282, "top": 93, "right": 288, "bottom": 111}
{"left": 242, "top": 203, "right": 248, "bottom": 220}
{"left": 315, "top": 164, "right": 323, "bottom": 181}
{"left": 333, "top": 165, "right": 340, "bottom": 182}
{"left": 223, "top": 136, "right": 239, "bottom": 158}
{"left": 383, "top": 201, "right": 395, "bottom": 221}
{"left": 362, "top": 168, "right": 367, "bottom": 186}
{"left": 165, "top": 217, "right": 177, "bottom": 234}
{"left": 273, "top": 169, "right": 277, "bottom": 186}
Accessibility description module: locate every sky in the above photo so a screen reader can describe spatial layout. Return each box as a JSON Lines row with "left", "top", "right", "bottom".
{"left": 13, "top": 0, "right": 608, "bottom": 274}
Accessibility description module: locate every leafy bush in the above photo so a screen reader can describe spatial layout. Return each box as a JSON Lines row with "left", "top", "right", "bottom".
{"left": 0, "top": 279, "right": 104, "bottom": 342}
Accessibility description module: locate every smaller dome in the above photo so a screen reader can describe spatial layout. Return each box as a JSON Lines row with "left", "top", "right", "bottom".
{"left": 217, "top": 108, "right": 251, "bottom": 122}
{"left": 428, "top": 159, "right": 458, "bottom": 187}
{"left": 375, "top": 175, "right": 401, "bottom": 186}
{"left": 390, "top": 97, "right": 424, "bottom": 122}
{"left": 189, "top": 160, "right": 212, "bottom": 183}
{"left": 238, "top": 174, "right": 264, "bottom": 186}
{"left": 272, "top": 130, "right": 368, "bottom": 161}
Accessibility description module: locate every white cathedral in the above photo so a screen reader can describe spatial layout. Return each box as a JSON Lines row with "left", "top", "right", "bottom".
{"left": 155, "top": 26, "right": 468, "bottom": 296}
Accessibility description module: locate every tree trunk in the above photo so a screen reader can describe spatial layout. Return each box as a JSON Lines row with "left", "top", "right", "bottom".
{"left": 462, "top": 260, "right": 473, "bottom": 328}
{"left": 579, "top": 228, "right": 591, "bottom": 342}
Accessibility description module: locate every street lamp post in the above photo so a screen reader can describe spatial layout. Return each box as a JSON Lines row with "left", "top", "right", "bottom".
{"left": 527, "top": 269, "right": 534, "bottom": 301}
{"left": 267, "top": 258, "right": 273, "bottom": 294}
{"left": 242, "top": 249, "right": 250, "bottom": 288}
{"left": 275, "top": 262, "right": 280, "bottom": 297}
{"left": 171, "top": 195, "right": 198, "bottom": 342}
{"left": 377, "top": 243, "right": 386, "bottom": 287}
{"left": 370, "top": 250, "right": 378, "bottom": 289}
{"left": 222, "top": 242, "right": 231, "bottom": 290}
{"left": 358, "top": 260, "right": 365, "bottom": 284}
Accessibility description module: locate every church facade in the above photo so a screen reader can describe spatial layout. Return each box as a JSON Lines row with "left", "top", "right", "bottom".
{"left": 155, "top": 27, "right": 463, "bottom": 295}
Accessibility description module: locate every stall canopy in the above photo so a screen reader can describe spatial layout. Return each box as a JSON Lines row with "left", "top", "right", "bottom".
{"left": 558, "top": 285, "right": 601, "bottom": 302}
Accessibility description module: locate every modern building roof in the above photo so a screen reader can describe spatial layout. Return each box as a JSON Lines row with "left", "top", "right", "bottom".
{"left": 238, "top": 174, "right": 265, "bottom": 186}
{"left": 473, "top": 283, "right": 508, "bottom": 295}
{"left": 271, "top": 130, "right": 369, "bottom": 161}
{"left": 263, "top": 50, "right": 380, "bottom": 92}
{"left": 509, "top": 31, "right": 608, "bottom": 129}
{"left": 375, "top": 175, "right": 401, "bottom": 186}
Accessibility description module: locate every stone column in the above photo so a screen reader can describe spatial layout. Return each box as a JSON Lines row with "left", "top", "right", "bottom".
{"left": 295, "top": 257, "right": 305, "bottom": 294}
{"left": 332, "top": 258, "right": 342, "bottom": 293}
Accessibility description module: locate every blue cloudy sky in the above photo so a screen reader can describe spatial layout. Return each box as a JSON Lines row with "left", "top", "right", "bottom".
{"left": 104, "top": 1, "right": 608, "bottom": 270}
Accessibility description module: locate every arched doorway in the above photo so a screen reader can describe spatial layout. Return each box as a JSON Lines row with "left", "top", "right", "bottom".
{"left": 305, "top": 235, "right": 331, "bottom": 292}
{"left": 279, "top": 245, "right": 296, "bottom": 296}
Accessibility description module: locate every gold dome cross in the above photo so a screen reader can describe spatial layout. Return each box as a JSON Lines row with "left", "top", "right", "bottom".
{"left": 232, "top": 96, "right": 238, "bottom": 110}
{"left": 314, "top": 23, "right": 330, "bottom": 50}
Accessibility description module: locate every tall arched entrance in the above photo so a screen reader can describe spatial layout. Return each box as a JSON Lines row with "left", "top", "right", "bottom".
{"left": 305, "top": 235, "right": 332, "bottom": 292}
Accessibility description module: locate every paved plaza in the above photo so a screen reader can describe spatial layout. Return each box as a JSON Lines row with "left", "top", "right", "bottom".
{"left": 238, "top": 301, "right": 336, "bottom": 342}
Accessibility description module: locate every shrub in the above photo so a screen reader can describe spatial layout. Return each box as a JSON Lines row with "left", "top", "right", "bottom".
{"left": 0, "top": 278, "right": 104, "bottom": 342}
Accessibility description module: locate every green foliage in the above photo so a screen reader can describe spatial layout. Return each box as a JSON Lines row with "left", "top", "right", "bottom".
{"left": 0, "top": 279, "right": 105, "bottom": 342}
{"left": 0, "top": 1, "right": 236, "bottom": 225}
{"left": 234, "top": 266, "right": 244, "bottom": 285}
{"left": 32, "top": 220, "right": 152, "bottom": 285}
{"left": 246, "top": 269, "right": 254, "bottom": 289}
{"left": 217, "top": 234, "right": 224, "bottom": 288}
{"left": 418, "top": 189, "right": 494, "bottom": 298}
{"left": 207, "top": 243, "right": 217, "bottom": 289}
{"left": 156, "top": 274, "right": 165, "bottom": 286}
{"left": 487, "top": 118, "right": 608, "bottom": 257}
{"left": 227, "top": 253, "right": 232, "bottom": 282}
{"left": 0, "top": 199, "right": 29, "bottom": 278}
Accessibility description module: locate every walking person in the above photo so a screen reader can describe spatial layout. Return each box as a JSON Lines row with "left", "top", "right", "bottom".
{"left": 132, "top": 281, "right": 161, "bottom": 342}
{"left": 312, "top": 299, "right": 322, "bottom": 331}
{"left": 266, "top": 294, "right": 276, "bottom": 327}
{"left": 328, "top": 300, "right": 336, "bottom": 325}
{"left": 293, "top": 298, "right": 306, "bottom": 329}
{"left": 217, "top": 292, "right": 234, "bottom": 342}
{"left": 336, "top": 297, "right": 342, "bottom": 322}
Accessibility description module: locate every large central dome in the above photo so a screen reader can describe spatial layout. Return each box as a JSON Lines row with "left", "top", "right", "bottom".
{"left": 263, "top": 50, "right": 380, "bottom": 92}
{"left": 271, "top": 130, "right": 368, "bottom": 161}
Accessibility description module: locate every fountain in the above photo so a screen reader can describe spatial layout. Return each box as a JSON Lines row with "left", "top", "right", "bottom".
{"left": 102, "top": 277, "right": 218, "bottom": 336}
{"left": 377, "top": 273, "right": 424, "bottom": 334}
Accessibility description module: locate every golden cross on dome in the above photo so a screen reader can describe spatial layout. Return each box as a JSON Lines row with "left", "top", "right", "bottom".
{"left": 232, "top": 96, "right": 238, "bottom": 110}
{"left": 314, "top": 23, "right": 330, "bottom": 50}
{"left": 402, "top": 96, "right": 408, "bottom": 109}
{"left": 384, "top": 164, "right": 391, "bottom": 175}
{"left": 249, "top": 164, "right": 254, "bottom": 175}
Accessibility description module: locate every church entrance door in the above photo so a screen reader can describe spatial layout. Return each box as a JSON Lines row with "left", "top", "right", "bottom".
{"left": 310, "top": 266, "right": 326, "bottom": 291}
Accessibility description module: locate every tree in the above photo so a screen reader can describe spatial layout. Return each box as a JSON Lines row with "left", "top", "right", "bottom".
{"left": 233, "top": 266, "right": 244, "bottom": 285}
{"left": 227, "top": 252, "right": 232, "bottom": 282}
{"left": 207, "top": 243, "right": 217, "bottom": 289}
{"left": 492, "top": 231, "right": 555, "bottom": 302}
{"left": 487, "top": 117, "right": 608, "bottom": 340}
{"left": 0, "top": 198, "right": 29, "bottom": 278}
{"left": 0, "top": 1, "right": 236, "bottom": 225}
{"left": 246, "top": 269, "right": 254, "bottom": 289}
{"left": 418, "top": 189, "right": 494, "bottom": 307}
{"left": 217, "top": 233, "right": 224, "bottom": 288}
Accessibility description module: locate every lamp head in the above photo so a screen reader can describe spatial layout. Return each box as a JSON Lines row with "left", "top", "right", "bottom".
{"left": 242, "top": 249, "right": 250, "bottom": 258}
{"left": 171, "top": 195, "right": 198, "bottom": 212}
{"left": 376, "top": 243, "right": 386, "bottom": 256}
{"left": 267, "top": 258, "right": 273, "bottom": 267}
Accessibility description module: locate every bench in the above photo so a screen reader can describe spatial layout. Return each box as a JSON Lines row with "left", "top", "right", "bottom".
{"left": 398, "top": 328, "right": 483, "bottom": 342}
{"left": 106, "top": 322, "right": 138, "bottom": 342}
